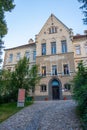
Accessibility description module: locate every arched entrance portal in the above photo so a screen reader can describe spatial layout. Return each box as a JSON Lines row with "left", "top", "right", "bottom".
{"left": 52, "top": 80, "right": 60, "bottom": 100}
{"left": 48, "top": 78, "right": 62, "bottom": 100}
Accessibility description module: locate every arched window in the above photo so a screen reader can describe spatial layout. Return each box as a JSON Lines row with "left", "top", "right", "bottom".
{"left": 49, "top": 26, "right": 57, "bottom": 34}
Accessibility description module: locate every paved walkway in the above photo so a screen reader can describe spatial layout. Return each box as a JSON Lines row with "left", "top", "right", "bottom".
{"left": 0, "top": 100, "right": 82, "bottom": 130}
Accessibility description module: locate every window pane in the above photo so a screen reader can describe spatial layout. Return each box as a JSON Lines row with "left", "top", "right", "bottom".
{"left": 52, "top": 65, "right": 57, "bottom": 75}
{"left": 49, "top": 26, "right": 57, "bottom": 34}
{"left": 17, "top": 53, "right": 21, "bottom": 61}
{"left": 42, "top": 43, "right": 46, "bottom": 55}
{"left": 33, "top": 50, "right": 36, "bottom": 60}
{"left": 63, "top": 64, "right": 69, "bottom": 75}
{"left": 76, "top": 46, "right": 81, "bottom": 55}
{"left": 64, "top": 84, "right": 71, "bottom": 91}
{"left": 9, "top": 54, "right": 13, "bottom": 62}
{"left": 42, "top": 66, "right": 46, "bottom": 76}
{"left": 51, "top": 42, "right": 56, "bottom": 54}
{"left": 85, "top": 45, "right": 87, "bottom": 54}
{"left": 61, "top": 40, "right": 67, "bottom": 53}
{"left": 40, "top": 85, "right": 47, "bottom": 92}
{"left": 25, "top": 51, "right": 29, "bottom": 60}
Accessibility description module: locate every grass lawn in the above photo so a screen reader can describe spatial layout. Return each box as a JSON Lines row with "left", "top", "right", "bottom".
{"left": 0, "top": 101, "right": 33, "bottom": 123}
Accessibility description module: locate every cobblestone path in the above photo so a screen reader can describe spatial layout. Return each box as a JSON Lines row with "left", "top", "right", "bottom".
{"left": 0, "top": 100, "right": 82, "bottom": 130}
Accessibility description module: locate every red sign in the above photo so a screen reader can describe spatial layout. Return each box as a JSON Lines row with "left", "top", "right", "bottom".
{"left": 18, "top": 89, "right": 25, "bottom": 101}
{"left": 17, "top": 89, "right": 25, "bottom": 107}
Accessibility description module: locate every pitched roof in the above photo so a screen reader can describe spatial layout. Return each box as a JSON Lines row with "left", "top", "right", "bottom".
{"left": 4, "top": 42, "right": 35, "bottom": 51}
{"left": 38, "top": 13, "right": 70, "bottom": 35}
{"left": 73, "top": 35, "right": 87, "bottom": 40}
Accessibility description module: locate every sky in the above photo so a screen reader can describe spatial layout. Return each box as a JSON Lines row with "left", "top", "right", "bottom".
{"left": 3, "top": 0, "right": 87, "bottom": 49}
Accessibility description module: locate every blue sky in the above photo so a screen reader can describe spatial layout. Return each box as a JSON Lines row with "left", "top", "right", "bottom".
{"left": 3, "top": 0, "right": 86, "bottom": 48}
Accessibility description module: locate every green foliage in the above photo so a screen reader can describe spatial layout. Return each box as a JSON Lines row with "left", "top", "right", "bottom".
{"left": 72, "top": 61, "right": 87, "bottom": 127}
{"left": 78, "top": 0, "right": 87, "bottom": 24}
{"left": 0, "top": 101, "right": 33, "bottom": 122}
{"left": 0, "top": 57, "right": 40, "bottom": 103}
{"left": 0, "top": 0, "right": 15, "bottom": 40}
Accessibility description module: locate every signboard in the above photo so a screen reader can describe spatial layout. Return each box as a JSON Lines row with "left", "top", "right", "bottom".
{"left": 17, "top": 89, "right": 25, "bottom": 107}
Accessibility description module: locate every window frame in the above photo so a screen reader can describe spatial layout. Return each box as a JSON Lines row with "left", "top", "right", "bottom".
{"left": 75, "top": 45, "right": 81, "bottom": 55}
{"left": 51, "top": 42, "right": 56, "bottom": 54}
{"left": 52, "top": 65, "right": 57, "bottom": 75}
{"left": 25, "top": 51, "right": 30, "bottom": 60}
{"left": 85, "top": 44, "right": 87, "bottom": 54}
{"left": 49, "top": 26, "right": 57, "bottom": 34}
{"left": 33, "top": 50, "right": 36, "bottom": 60}
{"left": 61, "top": 40, "right": 67, "bottom": 53}
{"left": 9, "top": 54, "right": 13, "bottom": 63}
{"left": 41, "top": 43, "right": 46, "bottom": 55}
{"left": 40, "top": 84, "right": 47, "bottom": 92}
{"left": 64, "top": 83, "right": 71, "bottom": 92}
{"left": 42, "top": 66, "right": 46, "bottom": 76}
{"left": 16, "top": 52, "right": 21, "bottom": 61}
{"left": 63, "top": 64, "right": 69, "bottom": 75}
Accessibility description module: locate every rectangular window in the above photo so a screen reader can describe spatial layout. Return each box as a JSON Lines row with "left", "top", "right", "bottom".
{"left": 42, "top": 43, "right": 46, "bottom": 55}
{"left": 16, "top": 53, "right": 21, "bottom": 61}
{"left": 25, "top": 51, "right": 29, "bottom": 60}
{"left": 33, "top": 50, "right": 36, "bottom": 60}
{"left": 75, "top": 45, "right": 81, "bottom": 55}
{"left": 49, "top": 27, "right": 57, "bottom": 34}
{"left": 40, "top": 85, "right": 47, "bottom": 92}
{"left": 51, "top": 42, "right": 56, "bottom": 54}
{"left": 52, "top": 65, "right": 57, "bottom": 75}
{"left": 63, "top": 64, "right": 69, "bottom": 75}
{"left": 9, "top": 54, "right": 13, "bottom": 62}
{"left": 85, "top": 44, "right": 87, "bottom": 54}
{"left": 42, "top": 66, "right": 46, "bottom": 76}
{"left": 61, "top": 40, "right": 67, "bottom": 53}
{"left": 7, "top": 67, "right": 11, "bottom": 72}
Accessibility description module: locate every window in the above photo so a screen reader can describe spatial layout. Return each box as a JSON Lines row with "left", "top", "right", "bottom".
{"left": 75, "top": 45, "right": 81, "bottom": 55}
{"left": 63, "top": 64, "right": 69, "bottom": 75}
{"left": 51, "top": 42, "right": 56, "bottom": 54}
{"left": 61, "top": 40, "right": 67, "bottom": 53}
{"left": 7, "top": 67, "right": 11, "bottom": 71}
{"left": 52, "top": 65, "right": 57, "bottom": 75}
{"left": 42, "top": 43, "right": 46, "bottom": 55}
{"left": 40, "top": 85, "right": 47, "bottom": 92}
{"left": 64, "top": 84, "right": 71, "bottom": 92}
{"left": 16, "top": 53, "right": 21, "bottom": 61}
{"left": 85, "top": 44, "right": 87, "bottom": 54}
{"left": 25, "top": 51, "right": 29, "bottom": 60}
{"left": 42, "top": 66, "right": 46, "bottom": 76}
{"left": 9, "top": 54, "right": 13, "bottom": 62}
{"left": 49, "top": 26, "right": 57, "bottom": 34}
{"left": 33, "top": 50, "right": 36, "bottom": 60}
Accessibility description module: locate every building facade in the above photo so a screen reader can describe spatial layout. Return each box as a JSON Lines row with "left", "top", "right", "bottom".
{"left": 3, "top": 14, "right": 87, "bottom": 100}
{"left": 73, "top": 32, "right": 87, "bottom": 71}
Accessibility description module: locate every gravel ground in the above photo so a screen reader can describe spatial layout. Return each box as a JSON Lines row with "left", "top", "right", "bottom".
{"left": 0, "top": 100, "right": 82, "bottom": 130}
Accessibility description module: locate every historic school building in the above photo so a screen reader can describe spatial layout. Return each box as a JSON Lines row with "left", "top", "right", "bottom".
{"left": 3, "top": 14, "right": 87, "bottom": 100}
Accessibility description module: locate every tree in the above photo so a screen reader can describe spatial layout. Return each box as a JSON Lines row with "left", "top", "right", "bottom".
{"left": 0, "top": 57, "right": 40, "bottom": 103}
{"left": 78, "top": 0, "right": 87, "bottom": 24}
{"left": 7, "top": 57, "right": 40, "bottom": 101}
{"left": 0, "top": 0, "right": 15, "bottom": 40}
{"left": 0, "top": 0, "right": 15, "bottom": 67}
{"left": 72, "top": 61, "right": 87, "bottom": 127}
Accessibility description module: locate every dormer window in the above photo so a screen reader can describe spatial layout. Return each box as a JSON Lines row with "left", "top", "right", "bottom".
{"left": 49, "top": 26, "right": 57, "bottom": 34}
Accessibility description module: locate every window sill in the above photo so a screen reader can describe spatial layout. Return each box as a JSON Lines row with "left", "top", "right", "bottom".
{"left": 62, "top": 74, "right": 70, "bottom": 77}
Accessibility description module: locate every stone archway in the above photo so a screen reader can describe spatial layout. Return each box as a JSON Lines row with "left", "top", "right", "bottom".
{"left": 48, "top": 78, "right": 62, "bottom": 100}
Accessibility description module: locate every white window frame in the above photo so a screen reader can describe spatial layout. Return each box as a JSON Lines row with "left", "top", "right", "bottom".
{"left": 75, "top": 45, "right": 81, "bottom": 55}
{"left": 16, "top": 52, "right": 21, "bottom": 61}
{"left": 85, "top": 44, "right": 87, "bottom": 54}
{"left": 9, "top": 54, "right": 13, "bottom": 63}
